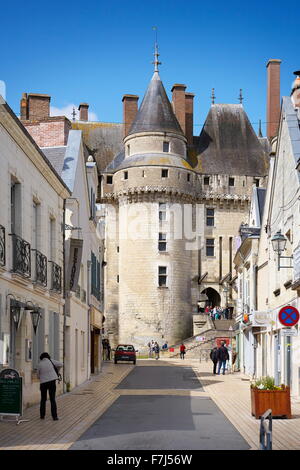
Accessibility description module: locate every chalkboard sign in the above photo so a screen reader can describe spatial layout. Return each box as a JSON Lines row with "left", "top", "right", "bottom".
{"left": 0, "top": 369, "right": 22, "bottom": 416}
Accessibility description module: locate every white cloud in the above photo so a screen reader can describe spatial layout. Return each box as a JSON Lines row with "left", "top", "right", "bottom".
{"left": 50, "top": 103, "right": 98, "bottom": 122}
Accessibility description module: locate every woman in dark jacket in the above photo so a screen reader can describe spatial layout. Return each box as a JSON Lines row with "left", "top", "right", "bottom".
{"left": 210, "top": 347, "right": 218, "bottom": 374}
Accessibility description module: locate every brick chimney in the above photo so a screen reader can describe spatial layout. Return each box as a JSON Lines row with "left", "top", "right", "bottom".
{"left": 20, "top": 92, "right": 71, "bottom": 147}
{"left": 171, "top": 84, "right": 186, "bottom": 134}
{"left": 266, "top": 59, "right": 281, "bottom": 140}
{"left": 185, "top": 92, "right": 195, "bottom": 146}
{"left": 122, "top": 94, "right": 139, "bottom": 137}
{"left": 27, "top": 93, "right": 51, "bottom": 120}
{"left": 20, "top": 93, "right": 28, "bottom": 120}
{"left": 78, "top": 103, "right": 89, "bottom": 121}
{"left": 291, "top": 71, "right": 300, "bottom": 109}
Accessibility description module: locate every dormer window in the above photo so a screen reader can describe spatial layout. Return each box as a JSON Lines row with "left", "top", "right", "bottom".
{"left": 163, "top": 141, "right": 170, "bottom": 153}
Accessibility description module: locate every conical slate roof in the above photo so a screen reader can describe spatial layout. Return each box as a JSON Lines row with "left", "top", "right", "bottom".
{"left": 127, "top": 71, "right": 184, "bottom": 136}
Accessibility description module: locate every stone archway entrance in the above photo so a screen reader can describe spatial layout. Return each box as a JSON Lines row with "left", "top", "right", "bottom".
{"left": 201, "top": 288, "right": 221, "bottom": 308}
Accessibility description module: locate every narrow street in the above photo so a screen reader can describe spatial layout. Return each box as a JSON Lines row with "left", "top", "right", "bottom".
{"left": 70, "top": 362, "right": 249, "bottom": 450}
{"left": 1, "top": 357, "right": 300, "bottom": 451}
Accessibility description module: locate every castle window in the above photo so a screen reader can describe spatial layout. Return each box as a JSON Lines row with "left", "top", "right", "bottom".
{"left": 163, "top": 141, "right": 169, "bottom": 153}
{"left": 254, "top": 178, "right": 260, "bottom": 187}
{"left": 161, "top": 169, "right": 168, "bottom": 178}
{"left": 158, "top": 266, "right": 167, "bottom": 287}
{"left": 187, "top": 173, "right": 191, "bottom": 182}
{"left": 142, "top": 170, "right": 146, "bottom": 177}
{"left": 106, "top": 175, "right": 113, "bottom": 184}
{"left": 127, "top": 145, "right": 130, "bottom": 156}
{"left": 204, "top": 176, "right": 210, "bottom": 185}
{"left": 229, "top": 177, "right": 235, "bottom": 187}
{"left": 158, "top": 233, "right": 167, "bottom": 252}
{"left": 206, "top": 208, "right": 214, "bottom": 227}
{"left": 159, "top": 203, "right": 167, "bottom": 221}
{"left": 206, "top": 238, "right": 215, "bottom": 257}
{"left": 124, "top": 171, "right": 128, "bottom": 180}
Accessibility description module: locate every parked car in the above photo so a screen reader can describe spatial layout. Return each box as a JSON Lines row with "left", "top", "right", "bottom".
{"left": 114, "top": 344, "right": 137, "bottom": 364}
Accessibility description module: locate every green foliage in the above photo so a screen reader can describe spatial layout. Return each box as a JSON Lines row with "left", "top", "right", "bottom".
{"left": 251, "top": 376, "right": 284, "bottom": 390}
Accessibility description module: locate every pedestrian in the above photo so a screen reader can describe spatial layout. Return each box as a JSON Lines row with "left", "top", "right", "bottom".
{"left": 102, "top": 338, "right": 107, "bottom": 360}
{"left": 154, "top": 342, "right": 160, "bottom": 360}
{"left": 217, "top": 341, "right": 229, "bottom": 375}
{"left": 106, "top": 341, "right": 111, "bottom": 360}
{"left": 147, "top": 341, "right": 152, "bottom": 358}
{"left": 37, "top": 352, "right": 63, "bottom": 421}
{"left": 180, "top": 343, "right": 186, "bottom": 359}
{"left": 209, "top": 346, "right": 218, "bottom": 374}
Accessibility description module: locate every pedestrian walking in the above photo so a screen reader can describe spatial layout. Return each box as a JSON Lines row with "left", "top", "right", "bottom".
{"left": 209, "top": 346, "right": 218, "bottom": 374}
{"left": 154, "top": 342, "right": 160, "bottom": 360}
{"left": 217, "top": 341, "right": 229, "bottom": 375}
{"left": 37, "top": 352, "right": 63, "bottom": 421}
{"left": 180, "top": 343, "right": 186, "bottom": 359}
{"left": 148, "top": 341, "right": 153, "bottom": 358}
{"left": 106, "top": 341, "right": 111, "bottom": 360}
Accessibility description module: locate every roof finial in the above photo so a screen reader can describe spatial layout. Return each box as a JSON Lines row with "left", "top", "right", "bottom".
{"left": 258, "top": 119, "right": 263, "bottom": 138}
{"left": 239, "top": 89, "right": 243, "bottom": 104}
{"left": 211, "top": 88, "right": 215, "bottom": 105}
{"left": 71, "top": 107, "right": 77, "bottom": 121}
{"left": 152, "top": 26, "right": 161, "bottom": 73}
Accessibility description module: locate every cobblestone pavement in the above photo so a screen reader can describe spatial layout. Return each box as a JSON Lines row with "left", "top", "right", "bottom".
{"left": 0, "top": 358, "right": 300, "bottom": 450}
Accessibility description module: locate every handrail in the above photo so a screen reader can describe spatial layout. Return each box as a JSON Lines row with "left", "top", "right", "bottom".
{"left": 260, "top": 409, "right": 272, "bottom": 450}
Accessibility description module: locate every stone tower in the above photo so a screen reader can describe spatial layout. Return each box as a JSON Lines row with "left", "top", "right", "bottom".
{"left": 102, "top": 47, "right": 201, "bottom": 350}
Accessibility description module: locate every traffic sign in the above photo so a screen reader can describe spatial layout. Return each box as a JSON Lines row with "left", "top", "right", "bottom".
{"left": 278, "top": 306, "right": 300, "bottom": 327}
{"left": 281, "top": 328, "right": 297, "bottom": 336}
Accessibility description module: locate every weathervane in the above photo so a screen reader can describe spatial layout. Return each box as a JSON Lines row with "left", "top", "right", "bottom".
{"left": 238, "top": 89, "right": 243, "bottom": 104}
{"left": 71, "top": 107, "right": 77, "bottom": 121}
{"left": 152, "top": 26, "right": 161, "bottom": 72}
{"left": 211, "top": 88, "right": 215, "bottom": 105}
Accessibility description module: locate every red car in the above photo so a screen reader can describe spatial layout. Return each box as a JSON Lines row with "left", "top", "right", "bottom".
{"left": 114, "top": 344, "right": 136, "bottom": 365}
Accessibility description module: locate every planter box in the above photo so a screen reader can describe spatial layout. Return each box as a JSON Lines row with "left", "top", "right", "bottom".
{"left": 251, "top": 387, "right": 291, "bottom": 419}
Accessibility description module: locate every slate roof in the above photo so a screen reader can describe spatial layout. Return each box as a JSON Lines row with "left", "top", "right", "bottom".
{"left": 196, "top": 104, "right": 269, "bottom": 176}
{"left": 42, "top": 146, "right": 66, "bottom": 176}
{"left": 127, "top": 71, "right": 184, "bottom": 136}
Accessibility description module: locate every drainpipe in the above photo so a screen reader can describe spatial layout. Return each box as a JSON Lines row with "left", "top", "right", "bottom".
{"left": 87, "top": 260, "right": 91, "bottom": 381}
{"left": 62, "top": 199, "right": 66, "bottom": 393}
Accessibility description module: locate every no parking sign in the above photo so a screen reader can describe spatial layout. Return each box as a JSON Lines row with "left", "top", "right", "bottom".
{"left": 278, "top": 305, "right": 300, "bottom": 327}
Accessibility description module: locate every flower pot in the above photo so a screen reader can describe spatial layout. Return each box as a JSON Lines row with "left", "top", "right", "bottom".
{"left": 251, "top": 387, "right": 291, "bottom": 419}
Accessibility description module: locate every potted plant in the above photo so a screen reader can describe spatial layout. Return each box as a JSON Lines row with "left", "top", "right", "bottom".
{"left": 250, "top": 376, "right": 291, "bottom": 419}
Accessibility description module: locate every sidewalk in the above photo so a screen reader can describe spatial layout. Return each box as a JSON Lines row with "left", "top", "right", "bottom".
{"left": 1, "top": 358, "right": 300, "bottom": 450}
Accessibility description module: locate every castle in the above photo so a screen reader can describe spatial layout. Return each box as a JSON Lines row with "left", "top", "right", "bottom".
{"left": 99, "top": 47, "right": 270, "bottom": 350}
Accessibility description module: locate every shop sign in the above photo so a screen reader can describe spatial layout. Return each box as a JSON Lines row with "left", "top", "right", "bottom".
{"left": 252, "top": 310, "right": 273, "bottom": 327}
{"left": 195, "top": 336, "right": 206, "bottom": 342}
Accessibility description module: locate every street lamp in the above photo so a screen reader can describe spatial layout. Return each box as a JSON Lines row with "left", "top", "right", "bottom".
{"left": 271, "top": 230, "right": 293, "bottom": 270}
{"left": 10, "top": 300, "right": 22, "bottom": 330}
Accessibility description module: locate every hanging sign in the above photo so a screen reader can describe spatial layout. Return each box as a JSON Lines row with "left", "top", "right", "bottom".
{"left": 278, "top": 305, "right": 300, "bottom": 327}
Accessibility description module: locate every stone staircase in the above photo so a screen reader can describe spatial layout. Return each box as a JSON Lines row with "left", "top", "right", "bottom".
{"left": 165, "top": 317, "right": 235, "bottom": 359}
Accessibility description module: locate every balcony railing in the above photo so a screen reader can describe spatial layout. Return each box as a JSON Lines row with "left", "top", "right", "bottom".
{"left": 50, "top": 261, "right": 62, "bottom": 293}
{"left": 0, "top": 225, "right": 5, "bottom": 266}
{"left": 11, "top": 234, "right": 31, "bottom": 277}
{"left": 32, "top": 249, "right": 47, "bottom": 287}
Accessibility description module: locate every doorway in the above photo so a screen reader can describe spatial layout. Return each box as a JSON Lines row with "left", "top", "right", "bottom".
{"left": 201, "top": 288, "right": 221, "bottom": 308}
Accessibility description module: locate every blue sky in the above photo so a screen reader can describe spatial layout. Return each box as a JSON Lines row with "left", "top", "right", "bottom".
{"left": 1, "top": 0, "right": 298, "bottom": 136}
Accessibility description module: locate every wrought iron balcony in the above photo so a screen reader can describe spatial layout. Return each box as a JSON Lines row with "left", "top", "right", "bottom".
{"left": 50, "top": 261, "right": 62, "bottom": 293}
{"left": 0, "top": 225, "right": 5, "bottom": 266}
{"left": 11, "top": 234, "right": 31, "bottom": 277}
{"left": 32, "top": 249, "right": 47, "bottom": 287}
